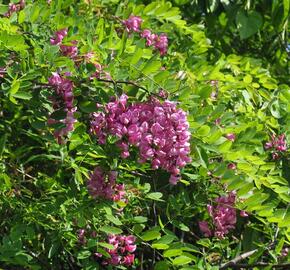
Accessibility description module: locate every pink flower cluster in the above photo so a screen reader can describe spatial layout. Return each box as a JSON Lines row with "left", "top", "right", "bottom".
{"left": 96, "top": 234, "right": 136, "bottom": 266}
{"left": 90, "top": 94, "right": 191, "bottom": 184}
{"left": 123, "top": 16, "right": 143, "bottom": 33}
{"left": 87, "top": 167, "right": 127, "bottom": 203}
{"left": 50, "top": 29, "right": 78, "bottom": 58}
{"left": 4, "top": 0, "right": 25, "bottom": 17}
{"left": 122, "top": 15, "right": 168, "bottom": 55}
{"left": 199, "top": 192, "right": 237, "bottom": 238}
{"left": 141, "top": 30, "right": 168, "bottom": 55}
{"left": 264, "top": 133, "right": 287, "bottom": 160}
{"left": 47, "top": 72, "right": 76, "bottom": 144}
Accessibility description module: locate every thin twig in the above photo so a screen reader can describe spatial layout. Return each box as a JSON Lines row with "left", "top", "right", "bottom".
{"left": 219, "top": 249, "right": 258, "bottom": 269}
{"left": 225, "top": 262, "right": 290, "bottom": 269}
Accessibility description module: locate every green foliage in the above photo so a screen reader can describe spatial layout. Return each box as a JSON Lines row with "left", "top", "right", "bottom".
{"left": 0, "top": 0, "right": 289, "bottom": 269}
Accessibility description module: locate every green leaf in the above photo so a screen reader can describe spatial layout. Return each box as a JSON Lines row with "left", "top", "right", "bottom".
{"left": 163, "top": 249, "right": 183, "bottom": 257}
{"left": 30, "top": 5, "right": 40, "bottom": 23}
{"left": 99, "top": 226, "right": 123, "bottom": 235}
{"left": 146, "top": 192, "right": 164, "bottom": 201}
{"left": 18, "top": 10, "right": 26, "bottom": 24}
{"left": 133, "top": 216, "right": 148, "bottom": 223}
{"left": 154, "top": 261, "right": 170, "bottom": 270}
{"left": 130, "top": 47, "right": 143, "bottom": 65}
{"left": 141, "top": 229, "right": 161, "bottom": 241}
{"left": 197, "top": 125, "right": 210, "bottom": 136}
{"left": 105, "top": 214, "right": 123, "bottom": 226}
{"left": 12, "top": 91, "right": 32, "bottom": 100}
{"left": 98, "top": 242, "right": 115, "bottom": 250}
{"left": 0, "top": 134, "right": 7, "bottom": 158}
{"left": 152, "top": 243, "right": 169, "bottom": 250}
{"left": 96, "top": 18, "right": 104, "bottom": 44}
{"left": 155, "top": 235, "right": 176, "bottom": 245}
{"left": 218, "top": 141, "right": 232, "bottom": 153}
{"left": 142, "top": 58, "right": 161, "bottom": 76}
{"left": 48, "top": 243, "right": 59, "bottom": 259}
{"left": 172, "top": 255, "right": 193, "bottom": 265}
{"left": 77, "top": 250, "right": 91, "bottom": 260}
{"left": 236, "top": 11, "right": 263, "bottom": 39}
{"left": 10, "top": 80, "right": 20, "bottom": 95}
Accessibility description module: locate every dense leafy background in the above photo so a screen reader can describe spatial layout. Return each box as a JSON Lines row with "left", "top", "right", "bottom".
{"left": 0, "top": 0, "right": 289, "bottom": 269}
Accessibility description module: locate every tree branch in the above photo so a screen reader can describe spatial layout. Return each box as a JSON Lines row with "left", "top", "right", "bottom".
{"left": 225, "top": 262, "right": 290, "bottom": 269}
{"left": 219, "top": 249, "right": 258, "bottom": 269}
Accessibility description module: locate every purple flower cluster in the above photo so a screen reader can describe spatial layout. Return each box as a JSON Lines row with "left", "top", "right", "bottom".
{"left": 96, "top": 234, "right": 136, "bottom": 266}
{"left": 199, "top": 192, "right": 237, "bottom": 238}
{"left": 47, "top": 72, "right": 76, "bottom": 144}
{"left": 50, "top": 29, "right": 67, "bottom": 45}
{"left": 141, "top": 30, "right": 168, "bottom": 55}
{"left": 264, "top": 133, "right": 287, "bottom": 160}
{"left": 123, "top": 16, "right": 143, "bottom": 33}
{"left": 90, "top": 94, "right": 191, "bottom": 184}
{"left": 87, "top": 167, "right": 127, "bottom": 203}
{"left": 122, "top": 15, "right": 168, "bottom": 55}
{"left": 50, "top": 29, "right": 78, "bottom": 58}
{"left": 4, "top": 0, "right": 25, "bottom": 17}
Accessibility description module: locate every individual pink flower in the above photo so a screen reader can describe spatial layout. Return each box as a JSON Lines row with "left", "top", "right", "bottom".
{"left": 227, "top": 163, "right": 236, "bottom": 170}
{"left": 281, "top": 247, "right": 289, "bottom": 257}
{"left": 214, "top": 118, "right": 221, "bottom": 126}
{"left": 198, "top": 221, "right": 212, "bottom": 237}
{"left": 225, "top": 133, "right": 236, "bottom": 142}
{"left": 240, "top": 210, "right": 248, "bottom": 217}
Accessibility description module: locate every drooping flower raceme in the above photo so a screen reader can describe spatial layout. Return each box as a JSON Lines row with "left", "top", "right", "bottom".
{"left": 47, "top": 72, "right": 77, "bottom": 144}
{"left": 95, "top": 234, "right": 136, "bottom": 266}
{"left": 50, "top": 28, "right": 78, "bottom": 59}
{"left": 199, "top": 192, "right": 237, "bottom": 238}
{"left": 264, "top": 133, "right": 287, "bottom": 160}
{"left": 141, "top": 29, "right": 168, "bottom": 55}
{"left": 87, "top": 167, "right": 127, "bottom": 203}
{"left": 90, "top": 94, "right": 191, "bottom": 184}
{"left": 122, "top": 15, "right": 168, "bottom": 55}
{"left": 50, "top": 29, "right": 68, "bottom": 45}
{"left": 4, "top": 0, "right": 25, "bottom": 17}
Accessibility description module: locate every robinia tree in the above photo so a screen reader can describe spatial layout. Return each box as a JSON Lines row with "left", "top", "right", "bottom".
{"left": 0, "top": 0, "right": 289, "bottom": 269}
